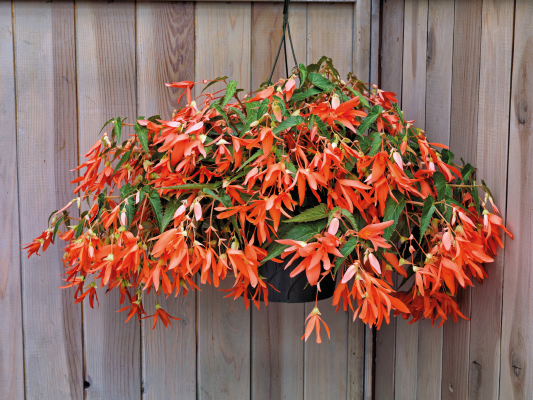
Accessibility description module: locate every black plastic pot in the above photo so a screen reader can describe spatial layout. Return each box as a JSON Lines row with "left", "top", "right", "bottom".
{"left": 250, "top": 258, "right": 336, "bottom": 303}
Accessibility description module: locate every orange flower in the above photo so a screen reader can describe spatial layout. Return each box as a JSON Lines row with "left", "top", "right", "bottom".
{"left": 302, "top": 307, "right": 330, "bottom": 343}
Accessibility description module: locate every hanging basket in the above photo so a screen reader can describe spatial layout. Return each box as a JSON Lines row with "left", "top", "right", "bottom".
{"left": 251, "top": 259, "right": 336, "bottom": 303}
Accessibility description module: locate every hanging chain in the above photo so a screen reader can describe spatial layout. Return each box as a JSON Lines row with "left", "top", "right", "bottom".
{"left": 267, "top": 0, "right": 298, "bottom": 85}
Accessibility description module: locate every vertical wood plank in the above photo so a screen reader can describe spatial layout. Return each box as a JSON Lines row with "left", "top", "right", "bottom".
{"left": 375, "top": 3, "right": 404, "bottom": 397}
{"left": 136, "top": 2, "right": 196, "bottom": 399}
{"left": 441, "top": 1, "right": 482, "bottom": 399}
{"left": 250, "top": 4, "right": 307, "bottom": 400}
{"left": 306, "top": 4, "right": 353, "bottom": 399}
{"left": 251, "top": 304, "right": 305, "bottom": 400}
{"left": 395, "top": 2, "right": 428, "bottom": 399}
{"left": 14, "top": 1, "right": 83, "bottom": 398}
{"left": 76, "top": 2, "right": 140, "bottom": 399}
{"left": 469, "top": 0, "right": 514, "bottom": 399}
{"left": 251, "top": 2, "right": 307, "bottom": 89}
{"left": 0, "top": 3, "right": 24, "bottom": 399}
{"left": 425, "top": 0, "right": 454, "bottom": 145}
{"left": 500, "top": 1, "right": 533, "bottom": 397}
{"left": 353, "top": 0, "right": 371, "bottom": 82}
{"left": 370, "top": 0, "right": 380, "bottom": 85}
{"left": 195, "top": 3, "right": 251, "bottom": 399}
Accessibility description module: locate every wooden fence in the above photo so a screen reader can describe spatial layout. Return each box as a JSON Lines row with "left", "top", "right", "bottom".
{"left": 0, "top": 0, "right": 530, "bottom": 399}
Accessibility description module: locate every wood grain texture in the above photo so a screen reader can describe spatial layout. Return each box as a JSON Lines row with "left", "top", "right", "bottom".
{"left": 195, "top": 4, "right": 251, "bottom": 399}
{"left": 308, "top": 2, "right": 354, "bottom": 76}
{"left": 441, "top": 1, "right": 483, "bottom": 399}
{"left": 194, "top": 2, "right": 251, "bottom": 100}
{"left": 468, "top": 0, "right": 514, "bottom": 399}
{"left": 137, "top": 1, "right": 195, "bottom": 118}
{"left": 375, "top": 3, "right": 404, "bottom": 398}
{"left": 136, "top": 3, "right": 196, "bottom": 399}
{"left": 250, "top": 5, "right": 307, "bottom": 399}
{"left": 500, "top": 1, "right": 533, "bottom": 398}
{"left": 75, "top": 2, "right": 141, "bottom": 399}
{"left": 306, "top": 5, "right": 353, "bottom": 399}
{"left": 395, "top": 2, "right": 428, "bottom": 399}
{"left": 14, "top": 2, "right": 83, "bottom": 398}
{"left": 0, "top": 3, "right": 24, "bottom": 400}
{"left": 251, "top": 303, "right": 304, "bottom": 400}
{"left": 251, "top": 2, "right": 307, "bottom": 89}
{"left": 425, "top": 0, "right": 454, "bottom": 145}
{"left": 348, "top": 321, "right": 365, "bottom": 400}
{"left": 353, "top": 0, "right": 371, "bottom": 82}
{"left": 304, "top": 301, "right": 348, "bottom": 400}
{"left": 370, "top": 0, "right": 380, "bottom": 85}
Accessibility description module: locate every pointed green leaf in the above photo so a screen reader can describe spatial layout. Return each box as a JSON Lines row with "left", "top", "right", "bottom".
{"left": 333, "top": 237, "right": 358, "bottom": 275}
{"left": 419, "top": 196, "right": 436, "bottom": 242}
{"left": 114, "top": 117, "right": 122, "bottom": 143}
{"left": 99, "top": 118, "right": 115, "bottom": 135}
{"left": 148, "top": 190, "right": 164, "bottom": 233}
{"left": 383, "top": 195, "right": 406, "bottom": 240}
{"left": 345, "top": 86, "right": 371, "bottom": 109}
{"left": 113, "top": 149, "right": 132, "bottom": 175}
{"left": 261, "top": 219, "right": 327, "bottom": 264}
{"left": 298, "top": 63, "right": 307, "bottom": 87}
{"left": 290, "top": 87, "right": 322, "bottom": 103}
{"left": 257, "top": 98, "right": 270, "bottom": 118}
{"left": 51, "top": 215, "right": 66, "bottom": 244}
{"left": 357, "top": 105, "right": 383, "bottom": 137}
{"left": 221, "top": 80, "right": 238, "bottom": 107}
{"left": 134, "top": 120, "right": 150, "bottom": 154}
{"left": 272, "top": 115, "right": 304, "bottom": 135}
{"left": 285, "top": 204, "right": 327, "bottom": 223}
{"left": 368, "top": 131, "right": 383, "bottom": 156}
{"left": 160, "top": 183, "right": 220, "bottom": 190}
{"left": 307, "top": 72, "right": 335, "bottom": 91}
{"left": 161, "top": 198, "right": 181, "bottom": 231}
{"left": 237, "top": 149, "right": 263, "bottom": 172}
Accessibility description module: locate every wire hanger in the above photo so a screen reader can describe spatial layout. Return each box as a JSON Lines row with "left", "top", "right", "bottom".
{"left": 267, "top": 0, "right": 299, "bottom": 85}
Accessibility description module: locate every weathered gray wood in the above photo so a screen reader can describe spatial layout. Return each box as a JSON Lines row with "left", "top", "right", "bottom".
{"left": 468, "top": 0, "right": 514, "bottom": 399}
{"left": 353, "top": 0, "right": 371, "bottom": 82}
{"left": 441, "top": 1, "right": 483, "bottom": 399}
{"left": 500, "top": 1, "right": 532, "bottom": 397}
{"left": 136, "top": 2, "right": 196, "bottom": 399}
{"left": 14, "top": 1, "right": 83, "bottom": 398}
{"left": 75, "top": 2, "right": 141, "bottom": 399}
{"left": 375, "top": 2, "right": 404, "bottom": 395}
{"left": 195, "top": 3, "right": 252, "bottom": 399}
{"left": 395, "top": 2, "right": 428, "bottom": 399}
{"left": 251, "top": 2, "right": 307, "bottom": 88}
{"left": 249, "top": 5, "right": 307, "bottom": 399}
{"left": 0, "top": 4, "right": 24, "bottom": 399}
{"left": 306, "top": 5, "right": 353, "bottom": 399}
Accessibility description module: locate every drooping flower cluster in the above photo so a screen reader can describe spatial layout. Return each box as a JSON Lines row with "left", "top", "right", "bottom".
{"left": 25, "top": 57, "right": 512, "bottom": 342}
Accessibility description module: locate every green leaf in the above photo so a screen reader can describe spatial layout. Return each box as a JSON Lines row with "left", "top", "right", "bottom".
{"left": 345, "top": 86, "right": 371, "bottom": 109}
{"left": 113, "top": 149, "right": 132, "bottom": 175}
{"left": 261, "top": 219, "right": 327, "bottom": 264}
{"left": 257, "top": 98, "right": 269, "bottom": 118}
{"left": 333, "top": 237, "right": 358, "bottom": 275}
{"left": 221, "top": 80, "right": 238, "bottom": 107}
{"left": 134, "top": 120, "right": 150, "bottom": 154}
{"left": 204, "top": 189, "right": 243, "bottom": 242}
{"left": 480, "top": 180, "right": 495, "bottom": 201}
{"left": 432, "top": 171, "right": 448, "bottom": 200}
{"left": 148, "top": 190, "right": 164, "bottom": 233}
{"left": 393, "top": 103, "right": 404, "bottom": 123}
{"left": 228, "top": 106, "right": 246, "bottom": 123}
{"left": 419, "top": 196, "right": 436, "bottom": 242}
{"left": 114, "top": 117, "right": 122, "bottom": 143}
{"left": 147, "top": 115, "right": 162, "bottom": 124}
{"left": 51, "top": 215, "right": 66, "bottom": 244}
{"left": 290, "top": 87, "right": 322, "bottom": 103}
{"left": 368, "top": 131, "right": 383, "bottom": 156}
{"left": 237, "top": 149, "right": 263, "bottom": 172}
{"left": 382, "top": 195, "right": 406, "bottom": 240}
{"left": 272, "top": 115, "right": 304, "bottom": 135}
{"left": 461, "top": 163, "right": 475, "bottom": 182}
{"left": 285, "top": 204, "right": 327, "bottom": 223}
{"left": 357, "top": 105, "right": 383, "bottom": 137}
{"left": 298, "top": 63, "right": 307, "bottom": 87}
{"left": 212, "top": 103, "right": 235, "bottom": 135}
{"left": 308, "top": 72, "right": 335, "bottom": 91}
{"left": 125, "top": 197, "right": 136, "bottom": 227}
{"left": 74, "top": 220, "right": 85, "bottom": 239}
{"left": 120, "top": 183, "right": 135, "bottom": 200}
{"left": 161, "top": 198, "right": 181, "bottom": 232}
{"left": 441, "top": 149, "right": 454, "bottom": 164}
{"left": 47, "top": 209, "right": 59, "bottom": 225}
{"left": 159, "top": 183, "right": 220, "bottom": 190}
{"left": 99, "top": 118, "right": 114, "bottom": 135}
{"left": 202, "top": 76, "right": 228, "bottom": 93}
